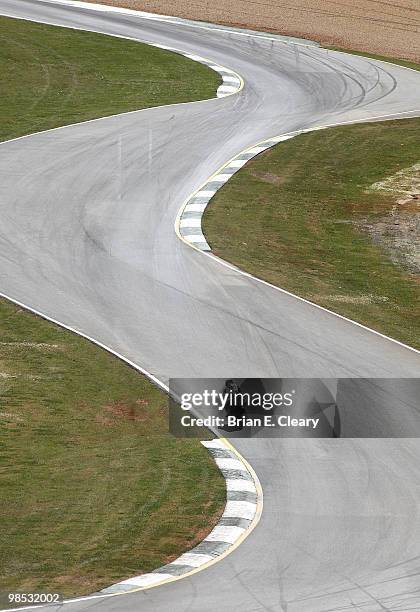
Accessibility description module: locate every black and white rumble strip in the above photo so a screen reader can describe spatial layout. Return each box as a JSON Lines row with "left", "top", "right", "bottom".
{"left": 178, "top": 132, "right": 305, "bottom": 250}
{"left": 100, "top": 439, "right": 259, "bottom": 594}
{"left": 151, "top": 45, "right": 242, "bottom": 98}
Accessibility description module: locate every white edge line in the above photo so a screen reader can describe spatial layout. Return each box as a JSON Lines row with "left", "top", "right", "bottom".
{"left": 0, "top": 292, "right": 169, "bottom": 392}
{"left": 0, "top": 3, "right": 418, "bottom": 605}
{"left": 175, "top": 113, "right": 420, "bottom": 357}
{"left": 10, "top": 7, "right": 418, "bottom": 358}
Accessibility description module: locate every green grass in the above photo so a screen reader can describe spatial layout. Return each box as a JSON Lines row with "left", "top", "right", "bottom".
{"left": 0, "top": 300, "right": 225, "bottom": 597}
{"left": 0, "top": 16, "right": 224, "bottom": 598}
{"left": 203, "top": 115, "right": 420, "bottom": 349}
{"left": 0, "top": 16, "right": 220, "bottom": 142}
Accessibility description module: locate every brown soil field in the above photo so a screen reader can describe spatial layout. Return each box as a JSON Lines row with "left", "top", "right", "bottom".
{"left": 85, "top": 0, "right": 420, "bottom": 62}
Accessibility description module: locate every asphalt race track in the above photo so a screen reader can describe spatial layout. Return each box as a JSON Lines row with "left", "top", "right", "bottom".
{"left": 1, "top": 1, "right": 420, "bottom": 610}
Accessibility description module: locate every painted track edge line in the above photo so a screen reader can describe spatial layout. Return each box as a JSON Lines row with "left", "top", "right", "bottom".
{"left": 0, "top": 290, "right": 262, "bottom": 611}
{"left": 175, "top": 115, "right": 420, "bottom": 356}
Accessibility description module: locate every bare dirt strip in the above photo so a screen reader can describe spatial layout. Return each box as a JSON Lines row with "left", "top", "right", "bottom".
{"left": 86, "top": 0, "right": 420, "bottom": 62}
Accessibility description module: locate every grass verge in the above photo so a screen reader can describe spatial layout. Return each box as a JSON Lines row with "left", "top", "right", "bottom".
{"left": 0, "top": 16, "right": 224, "bottom": 598}
{"left": 203, "top": 59, "right": 420, "bottom": 348}
{"left": 0, "top": 300, "right": 225, "bottom": 597}
{"left": 0, "top": 16, "right": 220, "bottom": 141}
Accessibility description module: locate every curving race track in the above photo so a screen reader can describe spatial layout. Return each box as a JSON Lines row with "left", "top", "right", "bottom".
{"left": 1, "top": 1, "right": 420, "bottom": 610}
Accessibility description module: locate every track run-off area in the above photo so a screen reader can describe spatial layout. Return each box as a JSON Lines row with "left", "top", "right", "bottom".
{"left": 1, "top": 1, "right": 420, "bottom": 610}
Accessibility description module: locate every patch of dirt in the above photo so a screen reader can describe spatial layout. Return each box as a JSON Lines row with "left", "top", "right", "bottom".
{"left": 0, "top": 342, "right": 61, "bottom": 350}
{"left": 359, "top": 208, "right": 420, "bottom": 274}
{"left": 0, "top": 411, "right": 24, "bottom": 423}
{"left": 49, "top": 574, "right": 99, "bottom": 592}
{"left": 249, "top": 160, "right": 300, "bottom": 186}
{"left": 96, "top": 399, "right": 151, "bottom": 426}
{"left": 0, "top": 371, "right": 50, "bottom": 381}
{"left": 84, "top": 0, "right": 420, "bottom": 63}
{"left": 318, "top": 294, "right": 390, "bottom": 304}
{"left": 368, "top": 163, "right": 420, "bottom": 202}
{"left": 249, "top": 171, "right": 284, "bottom": 185}
{"left": 361, "top": 164, "right": 420, "bottom": 274}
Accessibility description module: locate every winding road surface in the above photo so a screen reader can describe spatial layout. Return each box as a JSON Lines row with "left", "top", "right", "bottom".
{"left": 1, "top": 1, "right": 420, "bottom": 610}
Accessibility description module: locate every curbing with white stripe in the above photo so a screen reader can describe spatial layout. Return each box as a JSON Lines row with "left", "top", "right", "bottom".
{"left": 0, "top": 288, "right": 264, "bottom": 610}
{"left": 178, "top": 133, "right": 302, "bottom": 250}
{"left": 56, "top": 1, "right": 243, "bottom": 100}
{"left": 177, "top": 113, "right": 420, "bottom": 251}
{"left": 149, "top": 47, "right": 242, "bottom": 99}
{"left": 99, "top": 439, "right": 259, "bottom": 594}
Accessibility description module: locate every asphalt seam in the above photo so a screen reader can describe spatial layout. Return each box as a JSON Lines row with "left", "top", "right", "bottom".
{"left": 99, "top": 438, "right": 259, "bottom": 594}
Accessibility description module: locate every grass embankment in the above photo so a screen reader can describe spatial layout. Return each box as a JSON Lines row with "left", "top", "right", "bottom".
{"left": 204, "top": 96, "right": 420, "bottom": 348}
{"left": 0, "top": 17, "right": 224, "bottom": 598}
{"left": 0, "top": 16, "right": 220, "bottom": 141}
